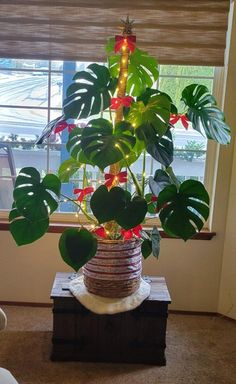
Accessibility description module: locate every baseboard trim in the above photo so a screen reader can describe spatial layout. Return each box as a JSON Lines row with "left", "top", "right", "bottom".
{"left": 0, "top": 301, "right": 52, "bottom": 308}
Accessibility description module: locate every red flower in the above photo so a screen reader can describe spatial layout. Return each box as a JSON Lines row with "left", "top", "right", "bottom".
{"left": 54, "top": 120, "right": 76, "bottom": 134}
{"left": 114, "top": 35, "right": 136, "bottom": 53}
{"left": 73, "top": 187, "right": 94, "bottom": 202}
{"left": 110, "top": 96, "right": 133, "bottom": 110}
{"left": 151, "top": 195, "right": 158, "bottom": 202}
{"left": 104, "top": 171, "right": 128, "bottom": 187}
{"left": 121, "top": 225, "right": 142, "bottom": 240}
{"left": 170, "top": 114, "right": 189, "bottom": 130}
{"left": 93, "top": 227, "right": 107, "bottom": 239}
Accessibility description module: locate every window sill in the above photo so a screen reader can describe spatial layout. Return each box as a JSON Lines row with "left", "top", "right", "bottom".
{"left": 0, "top": 220, "right": 216, "bottom": 240}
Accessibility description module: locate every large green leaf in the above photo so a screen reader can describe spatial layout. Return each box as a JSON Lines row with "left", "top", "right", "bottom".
{"left": 181, "top": 84, "right": 230, "bottom": 144}
{"left": 90, "top": 185, "right": 128, "bottom": 224}
{"left": 127, "top": 94, "right": 171, "bottom": 141}
{"left": 59, "top": 228, "right": 97, "bottom": 272}
{"left": 13, "top": 167, "right": 61, "bottom": 221}
{"left": 146, "top": 128, "right": 173, "bottom": 167}
{"left": 90, "top": 185, "right": 147, "bottom": 229}
{"left": 107, "top": 38, "right": 159, "bottom": 96}
{"left": 9, "top": 206, "right": 49, "bottom": 245}
{"left": 63, "top": 64, "right": 114, "bottom": 119}
{"left": 58, "top": 158, "right": 82, "bottom": 182}
{"left": 66, "top": 127, "right": 93, "bottom": 165}
{"left": 116, "top": 196, "right": 147, "bottom": 230}
{"left": 156, "top": 179, "right": 210, "bottom": 240}
{"left": 80, "top": 118, "right": 135, "bottom": 170}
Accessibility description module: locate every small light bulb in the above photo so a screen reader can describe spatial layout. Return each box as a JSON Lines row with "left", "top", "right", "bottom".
{"left": 63, "top": 199, "right": 67, "bottom": 202}
{"left": 120, "top": 80, "right": 123, "bottom": 84}
{"left": 115, "top": 143, "right": 120, "bottom": 148}
{"left": 106, "top": 231, "right": 110, "bottom": 235}
{"left": 75, "top": 212, "right": 78, "bottom": 218}
{"left": 125, "top": 155, "right": 129, "bottom": 159}
{"left": 143, "top": 172, "right": 146, "bottom": 177}
{"left": 124, "top": 72, "right": 128, "bottom": 77}
{"left": 67, "top": 167, "right": 70, "bottom": 171}
{"left": 114, "top": 177, "right": 118, "bottom": 181}
{"left": 91, "top": 224, "right": 95, "bottom": 229}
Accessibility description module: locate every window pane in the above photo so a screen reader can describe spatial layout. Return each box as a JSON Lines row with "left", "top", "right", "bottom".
{"left": 51, "top": 61, "right": 63, "bottom": 71}
{"left": 0, "top": 177, "right": 14, "bottom": 209}
{"left": 0, "top": 107, "right": 48, "bottom": 140}
{"left": 0, "top": 70, "right": 49, "bottom": 107}
{"left": 0, "top": 59, "right": 49, "bottom": 70}
{"left": 159, "top": 77, "right": 213, "bottom": 110}
{"left": 51, "top": 73, "right": 63, "bottom": 108}
{"left": 159, "top": 65, "right": 214, "bottom": 77}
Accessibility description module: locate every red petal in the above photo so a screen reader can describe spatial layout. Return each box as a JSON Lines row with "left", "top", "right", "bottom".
{"left": 94, "top": 227, "right": 107, "bottom": 238}
{"left": 54, "top": 121, "right": 68, "bottom": 133}
{"left": 121, "top": 229, "right": 133, "bottom": 240}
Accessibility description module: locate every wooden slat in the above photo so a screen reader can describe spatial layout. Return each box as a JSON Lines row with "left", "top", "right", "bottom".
{"left": 0, "top": 1, "right": 230, "bottom": 65}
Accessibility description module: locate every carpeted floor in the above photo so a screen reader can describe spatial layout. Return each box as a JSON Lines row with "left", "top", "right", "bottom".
{"left": 0, "top": 306, "right": 236, "bottom": 384}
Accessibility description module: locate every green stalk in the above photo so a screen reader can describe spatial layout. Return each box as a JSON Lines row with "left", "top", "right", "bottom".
{"left": 124, "top": 157, "right": 142, "bottom": 197}
{"left": 141, "top": 150, "right": 146, "bottom": 196}
{"left": 61, "top": 193, "right": 98, "bottom": 225}
{"left": 82, "top": 164, "right": 88, "bottom": 212}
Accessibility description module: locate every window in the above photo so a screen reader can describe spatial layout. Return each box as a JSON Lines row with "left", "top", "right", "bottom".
{"left": 0, "top": 59, "right": 215, "bottom": 215}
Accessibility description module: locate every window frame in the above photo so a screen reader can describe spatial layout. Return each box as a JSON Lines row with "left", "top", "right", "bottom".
{"left": 0, "top": 63, "right": 224, "bottom": 231}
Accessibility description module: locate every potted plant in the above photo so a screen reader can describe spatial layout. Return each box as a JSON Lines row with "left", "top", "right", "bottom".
{"left": 9, "top": 18, "right": 230, "bottom": 298}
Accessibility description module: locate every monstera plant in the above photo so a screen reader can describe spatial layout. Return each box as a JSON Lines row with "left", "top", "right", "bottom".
{"left": 9, "top": 18, "right": 230, "bottom": 275}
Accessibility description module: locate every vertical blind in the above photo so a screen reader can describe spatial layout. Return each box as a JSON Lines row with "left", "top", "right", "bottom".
{"left": 0, "top": 0, "right": 230, "bottom": 65}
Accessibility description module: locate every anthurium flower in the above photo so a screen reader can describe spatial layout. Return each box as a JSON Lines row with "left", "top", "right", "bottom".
{"left": 54, "top": 120, "right": 76, "bottom": 134}
{"left": 73, "top": 187, "right": 94, "bottom": 202}
{"left": 121, "top": 224, "right": 142, "bottom": 240}
{"left": 110, "top": 96, "right": 133, "bottom": 110}
{"left": 93, "top": 227, "right": 107, "bottom": 238}
{"left": 104, "top": 171, "right": 128, "bottom": 187}
{"left": 170, "top": 114, "right": 189, "bottom": 130}
{"left": 114, "top": 35, "right": 136, "bottom": 53}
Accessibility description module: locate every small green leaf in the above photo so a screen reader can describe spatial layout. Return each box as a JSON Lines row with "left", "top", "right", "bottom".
{"left": 149, "top": 169, "right": 172, "bottom": 196}
{"left": 146, "top": 129, "right": 173, "bottom": 167}
{"left": 59, "top": 228, "right": 97, "bottom": 272}
{"left": 181, "top": 84, "right": 231, "bottom": 145}
{"left": 141, "top": 239, "right": 152, "bottom": 259}
{"left": 151, "top": 226, "right": 161, "bottom": 258}
{"left": 58, "top": 158, "right": 82, "bottom": 182}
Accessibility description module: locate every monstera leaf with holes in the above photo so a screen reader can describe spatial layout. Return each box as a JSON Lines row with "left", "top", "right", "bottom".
{"left": 9, "top": 167, "right": 61, "bottom": 245}
{"left": 66, "top": 127, "right": 93, "bottom": 165}
{"left": 156, "top": 179, "right": 210, "bottom": 241}
{"left": 127, "top": 94, "right": 171, "bottom": 141}
{"left": 107, "top": 38, "right": 159, "bottom": 97}
{"left": 80, "top": 118, "right": 136, "bottom": 170}
{"left": 181, "top": 84, "right": 231, "bottom": 145}
{"left": 63, "top": 64, "right": 115, "bottom": 119}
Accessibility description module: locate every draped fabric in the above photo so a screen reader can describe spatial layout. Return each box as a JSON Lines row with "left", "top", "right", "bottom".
{"left": 0, "top": 0, "right": 230, "bottom": 65}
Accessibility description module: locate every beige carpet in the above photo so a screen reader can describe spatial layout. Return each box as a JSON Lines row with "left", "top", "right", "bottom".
{"left": 0, "top": 306, "right": 236, "bottom": 384}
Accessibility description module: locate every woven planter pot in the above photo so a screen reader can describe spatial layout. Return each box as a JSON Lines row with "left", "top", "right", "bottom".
{"left": 83, "top": 239, "right": 142, "bottom": 298}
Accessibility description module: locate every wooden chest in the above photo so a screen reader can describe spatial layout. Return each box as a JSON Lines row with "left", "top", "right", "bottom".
{"left": 50, "top": 272, "right": 171, "bottom": 365}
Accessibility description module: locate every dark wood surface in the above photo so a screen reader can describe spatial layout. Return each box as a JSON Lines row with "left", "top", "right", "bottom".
{"left": 51, "top": 273, "right": 171, "bottom": 365}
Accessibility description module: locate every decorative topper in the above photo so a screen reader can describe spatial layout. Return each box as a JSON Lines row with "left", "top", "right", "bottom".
{"left": 54, "top": 120, "right": 76, "bottom": 134}
{"left": 104, "top": 171, "right": 128, "bottom": 187}
{"left": 170, "top": 114, "right": 189, "bottom": 130}
{"left": 73, "top": 187, "right": 94, "bottom": 202}
{"left": 110, "top": 96, "right": 133, "bottom": 110}
{"left": 114, "top": 35, "right": 136, "bottom": 53}
{"left": 121, "top": 224, "right": 142, "bottom": 240}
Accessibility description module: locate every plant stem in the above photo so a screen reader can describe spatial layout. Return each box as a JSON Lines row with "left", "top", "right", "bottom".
{"left": 141, "top": 150, "right": 146, "bottom": 196}
{"left": 60, "top": 193, "right": 98, "bottom": 225}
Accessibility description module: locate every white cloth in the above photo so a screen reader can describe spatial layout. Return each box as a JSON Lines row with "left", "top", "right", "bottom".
{"left": 0, "top": 369, "right": 19, "bottom": 384}
{"left": 69, "top": 275, "right": 150, "bottom": 315}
